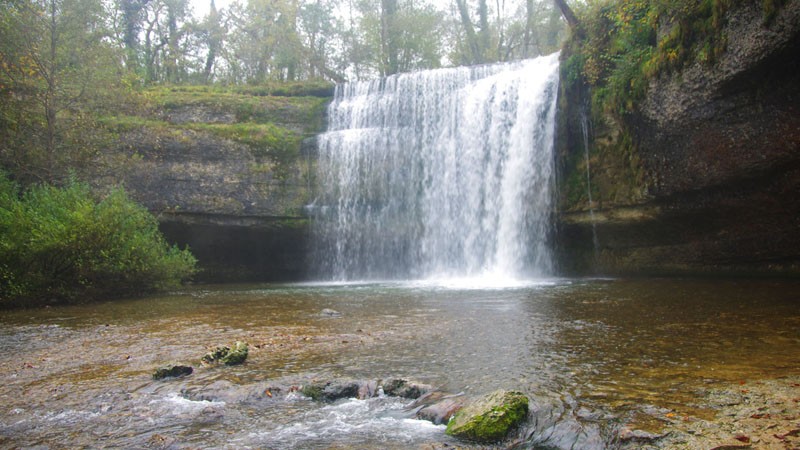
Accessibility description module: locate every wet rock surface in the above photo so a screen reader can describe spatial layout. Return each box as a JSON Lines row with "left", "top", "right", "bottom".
{"left": 383, "top": 378, "right": 434, "bottom": 399}
{"left": 412, "top": 392, "right": 468, "bottom": 425}
{"left": 446, "top": 390, "right": 529, "bottom": 443}
{"left": 297, "top": 378, "right": 433, "bottom": 403}
{"left": 617, "top": 377, "right": 800, "bottom": 449}
{"left": 152, "top": 365, "right": 193, "bottom": 380}
{"left": 557, "top": 0, "right": 800, "bottom": 277}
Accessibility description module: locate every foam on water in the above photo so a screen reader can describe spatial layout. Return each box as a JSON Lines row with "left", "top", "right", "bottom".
{"left": 251, "top": 397, "right": 444, "bottom": 449}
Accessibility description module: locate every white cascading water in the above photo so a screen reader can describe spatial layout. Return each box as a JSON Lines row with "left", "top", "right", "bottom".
{"left": 311, "top": 53, "right": 560, "bottom": 282}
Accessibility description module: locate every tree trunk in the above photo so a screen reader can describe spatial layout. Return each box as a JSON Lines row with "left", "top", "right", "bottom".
{"left": 553, "top": 0, "right": 579, "bottom": 31}
{"left": 478, "top": 0, "right": 490, "bottom": 60}
{"left": 381, "top": 0, "right": 399, "bottom": 76}
{"left": 45, "top": 0, "right": 59, "bottom": 177}
{"left": 455, "top": 0, "right": 482, "bottom": 64}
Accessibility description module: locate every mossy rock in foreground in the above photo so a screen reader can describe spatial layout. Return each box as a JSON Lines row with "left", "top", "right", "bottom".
{"left": 445, "top": 390, "right": 529, "bottom": 443}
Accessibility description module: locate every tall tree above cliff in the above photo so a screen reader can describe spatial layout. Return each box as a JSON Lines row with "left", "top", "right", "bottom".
{"left": 120, "top": 0, "right": 150, "bottom": 72}
{"left": 201, "top": 0, "right": 224, "bottom": 82}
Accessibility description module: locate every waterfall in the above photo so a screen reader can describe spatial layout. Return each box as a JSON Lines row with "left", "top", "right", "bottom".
{"left": 311, "top": 53, "right": 560, "bottom": 282}
{"left": 579, "top": 105, "right": 600, "bottom": 262}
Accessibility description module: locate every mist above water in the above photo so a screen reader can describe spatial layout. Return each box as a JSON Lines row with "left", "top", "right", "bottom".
{"left": 311, "top": 54, "right": 561, "bottom": 282}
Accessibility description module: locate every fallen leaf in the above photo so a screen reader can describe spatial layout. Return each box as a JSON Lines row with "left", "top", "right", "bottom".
{"left": 774, "top": 429, "right": 800, "bottom": 440}
{"left": 734, "top": 434, "right": 750, "bottom": 443}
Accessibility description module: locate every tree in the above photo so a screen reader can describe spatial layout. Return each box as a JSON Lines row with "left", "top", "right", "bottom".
{"left": 380, "top": 0, "right": 398, "bottom": 75}
{"left": 454, "top": 0, "right": 484, "bottom": 64}
{"left": 120, "top": 0, "right": 150, "bottom": 72}
{"left": 201, "top": 0, "right": 224, "bottom": 82}
{"left": 0, "top": 0, "right": 123, "bottom": 184}
{"left": 298, "top": 0, "right": 345, "bottom": 81}
{"left": 553, "top": 0, "right": 579, "bottom": 31}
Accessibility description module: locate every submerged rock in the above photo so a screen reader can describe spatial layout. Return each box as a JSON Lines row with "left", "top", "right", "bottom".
{"left": 182, "top": 380, "right": 286, "bottom": 404}
{"left": 297, "top": 378, "right": 433, "bottom": 403}
{"left": 300, "top": 380, "right": 364, "bottom": 402}
{"left": 202, "top": 341, "right": 249, "bottom": 366}
{"left": 382, "top": 379, "right": 432, "bottom": 399}
{"left": 152, "top": 365, "right": 193, "bottom": 380}
{"left": 320, "top": 308, "right": 342, "bottom": 317}
{"left": 618, "top": 428, "right": 665, "bottom": 443}
{"left": 446, "top": 390, "right": 529, "bottom": 443}
{"left": 414, "top": 392, "right": 467, "bottom": 425}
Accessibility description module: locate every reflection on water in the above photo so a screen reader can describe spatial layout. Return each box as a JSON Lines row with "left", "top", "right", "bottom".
{"left": 0, "top": 278, "right": 798, "bottom": 448}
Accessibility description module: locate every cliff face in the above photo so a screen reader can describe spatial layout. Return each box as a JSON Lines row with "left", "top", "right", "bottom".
{"left": 94, "top": 85, "right": 332, "bottom": 282}
{"left": 557, "top": 0, "right": 800, "bottom": 276}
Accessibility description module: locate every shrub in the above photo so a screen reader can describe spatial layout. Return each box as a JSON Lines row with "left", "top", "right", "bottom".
{"left": 0, "top": 174, "right": 196, "bottom": 305}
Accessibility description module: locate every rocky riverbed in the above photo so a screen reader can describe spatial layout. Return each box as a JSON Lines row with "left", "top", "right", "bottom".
{"left": 0, "top": 279, "right": 798, "bottom": 448}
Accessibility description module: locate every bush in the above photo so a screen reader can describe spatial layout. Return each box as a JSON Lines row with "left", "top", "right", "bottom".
{"left": 0, "top": 175, "right": 196, "bottom": 304}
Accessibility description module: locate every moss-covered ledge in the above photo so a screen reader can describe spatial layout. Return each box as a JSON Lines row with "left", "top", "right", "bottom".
{"left": 91, "top": 81, "right": 332, "bottom": 282}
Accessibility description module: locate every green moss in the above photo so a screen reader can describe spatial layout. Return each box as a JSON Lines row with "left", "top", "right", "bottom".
{"left": 201, "top": 346, "right": 230, "bottom": 364}
{"left": 221, "top": 341, "right": 249, "bottom": 365}
{"left": 99, "top": 80, "right": 332, "bottom": 185}
{"left": 99, "top": 115, "right": 172, "bottom": 133}
{"left": 99, "top": 115, "right": 302, "bottom": 173}
{"left": 445, "top": 390, "right": 529, "bottom": 443}
{"left": 201, "top": 341, "right": 248, "bottom": 366}
{"left": 189, "top": 122, "right": 301, "bottom": 159}
{"left": 300, "top": 384, "right": 324, "bottom": 401}
{"left": 145, "top": 84, "right": 331, "bottom": 133}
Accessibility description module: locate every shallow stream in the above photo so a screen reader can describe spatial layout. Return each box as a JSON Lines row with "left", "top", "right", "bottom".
{"left": 1, "top": 277, "right": 798, "bottom": 448}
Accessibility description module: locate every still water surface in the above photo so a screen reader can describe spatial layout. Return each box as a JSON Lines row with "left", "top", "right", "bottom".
{"left": 0, "top": 278, "right": 798, "bottom": 448}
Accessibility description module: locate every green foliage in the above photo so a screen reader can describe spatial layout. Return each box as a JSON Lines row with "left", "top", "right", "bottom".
{"left": 567, "top": 0, "right": 753, "bottom": 117}
{"left": 0, "top": 0, "right": 131, "bottom": 184}
{"left": 0, "top": 174, "right": 196, "bottom": 304}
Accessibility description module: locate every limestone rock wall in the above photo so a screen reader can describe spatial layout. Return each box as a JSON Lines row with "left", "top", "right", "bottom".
{"left": 93, "top": 86, "right": 331, "bottom": 282}
{"left": 557, "top": 1, "right": 800, "bottom": 277}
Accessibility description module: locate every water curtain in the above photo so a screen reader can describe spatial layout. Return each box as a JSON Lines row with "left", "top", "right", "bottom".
{"left": 312, "top": 53, "right": 560, "bottom": 281}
